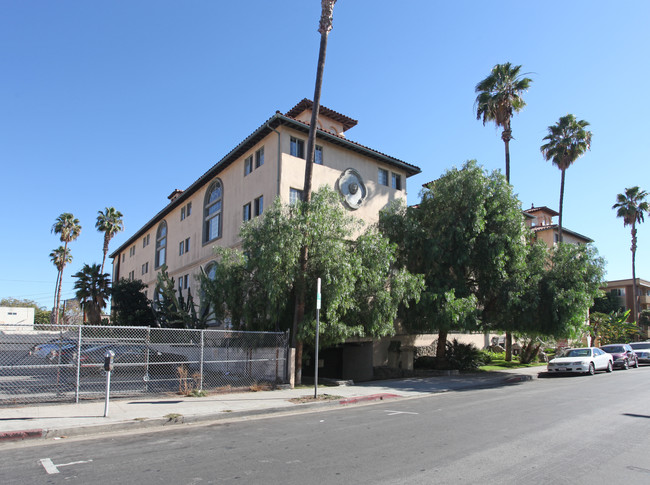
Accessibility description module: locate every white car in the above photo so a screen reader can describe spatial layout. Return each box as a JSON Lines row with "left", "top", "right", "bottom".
{"left": 547, "top": 347, "right": 613, "bottom": 375}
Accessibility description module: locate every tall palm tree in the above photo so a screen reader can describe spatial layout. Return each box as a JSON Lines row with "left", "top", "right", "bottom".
{"left": 613, "top": 186, "right": 649, "bottom": 324}
{"left": 96, "top": 207, "right": 124, "bottom": 274}
{"left": 540, "top": 114, "right": 592, "bottom": 243}
{"left": 49, "top": 246, "right": 72, "bottom": 323}
{"left": 475, "top": 63, "right": 532, "bottom": 183}
{"left": 51, "top": 213, "right": 82, "bottom": 325}
{"left": 73, "top": 263, "right": 111, "bottom": 325}
{"left": 293, "top": 0, "right": 337, "bottom": 385}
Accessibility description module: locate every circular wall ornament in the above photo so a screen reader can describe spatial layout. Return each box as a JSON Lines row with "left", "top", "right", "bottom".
{"left": 336, "top": 168, "right": 367, "bottom": 210}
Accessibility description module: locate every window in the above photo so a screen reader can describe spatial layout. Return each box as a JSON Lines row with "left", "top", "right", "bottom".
{"left": 129, "top": 246, "right": 136, "bottom": 257}
{"left": 179, "top": 274, "right": 189, "bottom": 291}
{"left": 122, "top": 254, "right": 125, "bottom": 263}
{"left": 290, "top": 188, "right": 303, "bottom": 205}
{"left": 243, "top": 202, "right": 252, "bottom": 221}
{"left": 255, "top": 147, "right": 264, "bottom": 168}
{"left": 141, "top": 262, "right": 149, "bottom": 275}
{"left": 290, "top": 137, "right": 305, "bottom": 158}
{"left": 378, "top": 168, "right": 389, "bottom": 186}
{"left": 611, "top": 288, "right": 625, "bottom": 296}
{"left": 391, "top": 173, "right": 402, "bottom": 190}
{"left": 244, "top": 156, "right": 253, "bottom": 176}
{"left": 254, "top": 195, "right": 263, "bottom": 216}
{"left": 181, "top": 202, "right": 192, "bottom": 220}
{"left": 143, "top": 234, "right": 150, "bottom": 248}
{"left": 187, "top": 202, "right": 192, "bottom": 216}
{"left": 184, "top": 274, "right": 189, "bottom": 289}
{"left": 155, "top": 221, "right": 167, "bottom": 268}
{"left": 179, "top": 240, "right": 185, "bottom": 256}
{"left": 315, "top": 145, "right": 323, "bottom": 165}
{"left": 185, "top": 237, "right": 190, "bottom": 253}
{"left": 128, "top": 270, "right": 135, "bottom": 281}
{"left": 204, "top": 179, "right": 223, "bottom": 243}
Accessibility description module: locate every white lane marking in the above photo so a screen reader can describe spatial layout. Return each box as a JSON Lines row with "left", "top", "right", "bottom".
{"left": 383, "top": 410, "right": 419, "bottom": 416}
{"left": 40, "top": 458, "right": 59, "bottom": 474}
{"left": 40, "top": 458, "right": 93, "bottom": 475}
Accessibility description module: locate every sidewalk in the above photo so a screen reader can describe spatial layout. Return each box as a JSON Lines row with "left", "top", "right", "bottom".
{"left": 0, "top": 367, "right": 543, "bottom": 443}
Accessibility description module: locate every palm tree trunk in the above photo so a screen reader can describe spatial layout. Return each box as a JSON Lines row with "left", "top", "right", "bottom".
{"left": 502, "top": 128, "right": 513, "bottom": 361}
{"left": 558, "top": 168, "right": 566, "bottom": 243}
{"left": 54, "top": 242, "right": 69, "bottom": 325}
{"left": 291, "top": 0, "right": 335, "bottom": 385}
{"left": 52, "top": 269, "right": 61, "bottom": 324}
{"left": 101, "top": 233, "right": 110, "bottom": 274}
{"left": 631, "top": 224, "right": 638, "bottom": 324}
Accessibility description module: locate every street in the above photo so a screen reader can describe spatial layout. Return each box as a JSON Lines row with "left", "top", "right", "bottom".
{"left": 1, "top": 367, "right": 650, "bottom": 484}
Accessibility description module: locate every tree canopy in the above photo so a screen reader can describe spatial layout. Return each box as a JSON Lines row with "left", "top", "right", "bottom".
{"left": 111, "top": 279, "right": 156, "bottom": 327}
{"left": 199, "top": 187, "right": 424, "bottom": 349}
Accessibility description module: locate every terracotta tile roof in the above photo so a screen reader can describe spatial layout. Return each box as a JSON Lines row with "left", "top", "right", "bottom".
{"left": 285, "top": 98, "right": 358, "bottom": 132}
{"left": 524, "top": 205, "right": 559, "bottom": 216}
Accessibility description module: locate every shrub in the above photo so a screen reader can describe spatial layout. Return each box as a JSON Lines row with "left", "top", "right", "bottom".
{"left": 446, "top": 339, "right": 486, "bottom": 371}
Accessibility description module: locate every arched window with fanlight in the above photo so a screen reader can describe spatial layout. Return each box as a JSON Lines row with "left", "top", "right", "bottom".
{"left": 155, "top": 220, "right": 167, "bottom": 268}
{"left": 204, "top": 179, "right": 223, "bottom": 243}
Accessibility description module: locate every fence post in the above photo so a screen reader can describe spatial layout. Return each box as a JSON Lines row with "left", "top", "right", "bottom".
{"left": 199, "top": 330, "right": 204, "bottom": 391}
{"left": 74, "top": 325, "right": 82, "bottom": 403}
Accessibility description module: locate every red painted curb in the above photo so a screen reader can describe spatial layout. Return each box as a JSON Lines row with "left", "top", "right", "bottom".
{"left": 0, "top": 429, "right": 44, "bottom": 442}
{"left": 339, "top": 393, "right": 401, "bottom": 405}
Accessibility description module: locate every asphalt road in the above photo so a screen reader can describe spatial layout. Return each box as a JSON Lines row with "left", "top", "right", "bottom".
{"left": 2, "top": 367, "right": 650, "bottom": 484}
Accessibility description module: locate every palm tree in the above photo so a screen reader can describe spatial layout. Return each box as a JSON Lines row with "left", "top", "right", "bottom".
{"left": 293, "top": 0, "right": 337, "bottom": 385}
{"left": 96, "top": 207, "right": 124, "bottom": 274}
{"left": 475, "top": 63, "right": 532, "bottom": 183}
{"left": 51, "top": 213, "right": 82, "bottom": 325}
{"left": 613, "top": 186, "right": 649, "bottom": 324}
{"left": 49, "top": 246, "right": 72, "bottom": 323}
{"left": 540, "top": 114, "right": 592, "bottom": 243}
{"left": 72, "top": 263, "right": 111, "bottom": 325}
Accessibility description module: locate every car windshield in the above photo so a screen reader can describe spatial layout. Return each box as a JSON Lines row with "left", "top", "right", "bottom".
{"left": 630, "top": 343, "right": 650, "bottom": 350}
{"left": 601, "top": 346, "right": 624, "bottom": 353}
{"left": 566, "top": 349, "right": 591, "bottom": 357}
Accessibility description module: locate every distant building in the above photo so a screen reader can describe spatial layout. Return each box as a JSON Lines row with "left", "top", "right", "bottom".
{"left": 523, "top": 205, "right": 593, "bottom": 246}
{"left": 0, "top": 307, "right": 34, "bottom": 332}
{"left": 602, "top": 278, "right": 650, "bottom": 338}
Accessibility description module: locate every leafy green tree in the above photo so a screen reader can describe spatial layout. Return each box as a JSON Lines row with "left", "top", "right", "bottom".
{"left": 153, "top": 265, "right": 208, "bottom": 329}
{"left": 540, "top": 114, "right": 592, "bottom": 243}
{"left": 514, "top": 242, "right": 605, "bottom": 362}
{"left": 591, "top": 291, "right": 624, "bottom": 315}
{"left": 380, "top": 160, "right": 528, "bottom": 364}
{"left": 72, "top": 263, "right": 111, "bottom": 325}
{"left": 200, "top": 187, "right": 423, "bottom": 375}
{"left": 96, "top": 207, "right": 124, "bottom": 274}
{"left": 589, "top": 310, "right": 638, "bottom": 346}
{"left": 51, "top": 213, "right": 81, "bottom": 324}
{"left": 612, "top": 186, "right": 649, "bottom": 323}
{"left": 110, "top": 279, "right": 156, "bottom": 327}
{"left": 475, "top": 62, "right": 532, "bottom": 183}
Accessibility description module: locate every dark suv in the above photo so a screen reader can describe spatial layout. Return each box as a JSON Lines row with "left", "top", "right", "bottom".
{"left": 600, "top": 344, "right": 639, "bottom": 369}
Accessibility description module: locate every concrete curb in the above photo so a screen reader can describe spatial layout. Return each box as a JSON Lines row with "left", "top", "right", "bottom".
{"left": 0, "top": 429, "right": 44, "bottom": 442}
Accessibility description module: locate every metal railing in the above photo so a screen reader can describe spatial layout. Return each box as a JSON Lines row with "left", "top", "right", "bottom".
{"left": 0, "top": 324, "right": 289, "bottom": 405}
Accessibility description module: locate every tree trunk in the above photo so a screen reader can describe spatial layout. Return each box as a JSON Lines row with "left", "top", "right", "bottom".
{"left": 505, "top": 332, "right": 512, "bottom": 362}
{"left": 501, "top": 128, "right": 512, "bottom": 183}
{"left": 101, "top": 233, "right": 110, "bottom": 275}
{"left": 54, "top": 242, "right": 68, "bottom": 326}
{"left": 436, "top": 329, "right": 448, "bottom": 368}
{"left": 558, "top": 168, "right": 566, "bottom": 243}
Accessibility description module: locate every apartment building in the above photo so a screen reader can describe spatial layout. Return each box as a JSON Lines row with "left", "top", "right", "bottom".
{"left": 110, "top": 99, "right": 421, "bottom": 327}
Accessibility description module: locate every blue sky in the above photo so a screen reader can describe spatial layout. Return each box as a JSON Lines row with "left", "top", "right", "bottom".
{"left": 2, "top": 1, "right": 649, "bottom": 310}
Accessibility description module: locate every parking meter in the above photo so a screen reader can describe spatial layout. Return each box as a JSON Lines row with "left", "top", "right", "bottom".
{"left": 104, "top": 350, "right": 115, "bottom": 372}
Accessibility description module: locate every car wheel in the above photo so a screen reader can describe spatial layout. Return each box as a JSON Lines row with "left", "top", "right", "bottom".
{"left": 623, "top": 359, "right": 629, "bottom": 370}
{"left": 606, "top": 361, "right": 613, "bottom": 373}
{"left": 587, "top": 363, "right": 595, "bottom": 375}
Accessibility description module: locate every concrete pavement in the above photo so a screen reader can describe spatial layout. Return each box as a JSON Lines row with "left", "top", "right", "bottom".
{"left": 0, "top": 367, "right": 543, "bottom": 443}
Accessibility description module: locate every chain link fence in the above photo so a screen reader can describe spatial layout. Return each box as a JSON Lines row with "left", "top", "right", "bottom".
{"left": 0, "top": 324, "right": 290, "bottom": 405}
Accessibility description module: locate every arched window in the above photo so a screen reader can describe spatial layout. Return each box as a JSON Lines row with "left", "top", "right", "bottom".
{"left": 204, "top": 179, "right": 223, "bottom": 243}
{"left": 155, "top": 221, "right": 167, "bottom": 268}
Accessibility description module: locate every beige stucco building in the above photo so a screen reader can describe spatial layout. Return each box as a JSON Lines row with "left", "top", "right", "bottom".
{"left": 523, "top": 205, "right": 593, "bottom": 245}
{"left": 602, "top": 278, "right": 650, "bottom": 338}
{"left": 110, "top": 100, "right": 421, "bottom": 329}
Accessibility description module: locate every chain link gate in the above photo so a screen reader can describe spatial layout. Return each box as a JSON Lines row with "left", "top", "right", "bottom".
{"left": 0, "top": 324, "right": 290, "bottom": 405}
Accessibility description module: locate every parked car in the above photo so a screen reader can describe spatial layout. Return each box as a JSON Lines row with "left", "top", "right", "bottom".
{"left": 76, "top": 344, "right": 189, "bottom": 378}
{"left": 629, "top": 342, "right": 650, "bottom": 364}
{"left": 29, "top": 339, "right": 77, "bottom": 359}
{"left": 547, "top": 347, "right": 613, "bottom": 375}
{"left": 599, "top": 344, "right": 639, "bottom": 369}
